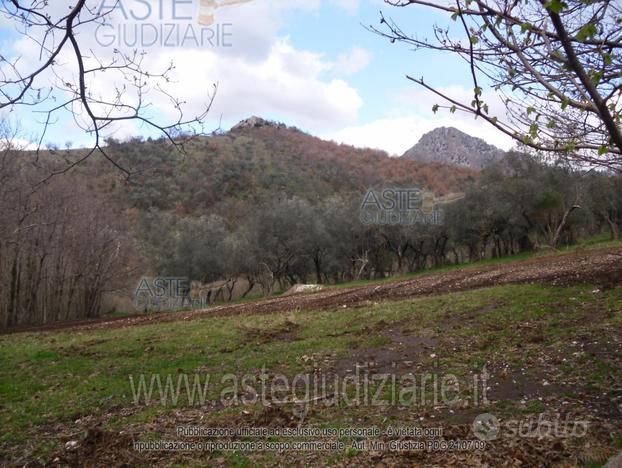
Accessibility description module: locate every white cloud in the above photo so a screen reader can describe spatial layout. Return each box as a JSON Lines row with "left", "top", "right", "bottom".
{"left": 2, "top": 0, "right": 367, "bottom": 141}
{"left": 325, "top": 85, "right": 517, "bottom": 155}
{"left": 332, "top": 47, "right": 372, "bottom": 75}
{"left": 148, "top": 38, "right": 363, "bottom": 132}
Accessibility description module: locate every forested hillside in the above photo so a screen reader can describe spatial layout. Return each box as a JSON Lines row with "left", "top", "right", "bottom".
{"left": 2, "top": 121, "right": 621, "bottom": 327}
{"left": 108, "top": 122, "right": 473, "bottom": 217}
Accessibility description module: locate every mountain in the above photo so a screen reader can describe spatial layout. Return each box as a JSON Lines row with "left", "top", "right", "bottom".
{"left": 402, "top": 127, "right": 505, "bottom": 169}
{"left": 101, "top": 118, "right": 476, "bottom": 218}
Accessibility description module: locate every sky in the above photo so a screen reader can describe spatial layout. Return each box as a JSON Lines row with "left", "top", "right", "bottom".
{"left": 0, "top": 0, "right": 516, "bottom": 155}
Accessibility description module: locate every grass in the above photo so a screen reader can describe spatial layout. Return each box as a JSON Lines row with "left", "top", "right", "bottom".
{"left": 98, "top": 235, "right": 622, "bottom": 320}
{"left": 1, "top": 280, "right": 621, "bottom": 464}
{"left": 326, "top": 235, "right": 621, "bottom": 290}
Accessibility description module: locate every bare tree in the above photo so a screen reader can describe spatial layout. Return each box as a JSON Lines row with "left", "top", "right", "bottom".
{"left": 371, "top": 0, "right": 622, "bottom": 171}
{"left": 0, "top": 1, "right": 216, "bottom": 176}
{"left": 0, "top": 131, "right": 135, "bottom": 327}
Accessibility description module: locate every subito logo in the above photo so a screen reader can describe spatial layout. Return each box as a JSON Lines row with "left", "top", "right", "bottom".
{"left": 472, "top": 413, "right": 500, "bottom": 441}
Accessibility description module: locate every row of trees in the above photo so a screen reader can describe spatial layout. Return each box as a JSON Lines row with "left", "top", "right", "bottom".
{"left": 0, "top": 130, "right": 134, "bottom": 328}
{"left": 138, "top": 153, "right": 622, "bottom": 302}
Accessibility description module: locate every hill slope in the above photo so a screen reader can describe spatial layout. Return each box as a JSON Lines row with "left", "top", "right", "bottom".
{"left": 1, "top": 246, "right": 621, "bottom": 467}
{"left": 106, "top": 118, "right": 475, "bottom": 217}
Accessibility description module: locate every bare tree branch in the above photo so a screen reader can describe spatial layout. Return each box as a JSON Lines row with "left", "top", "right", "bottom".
{"left": 370, "top": 0, "right": 622, "bottom": 171}
{"left": 0, "top": 1, "right": 216, "bottom": 178}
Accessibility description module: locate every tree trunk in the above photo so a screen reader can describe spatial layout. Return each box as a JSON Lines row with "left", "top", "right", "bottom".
{"left": 606, "top": 216, "right": 620, "bottom": 240}
{"left": 241, "top": 277, "right": 255, "bottom": 298}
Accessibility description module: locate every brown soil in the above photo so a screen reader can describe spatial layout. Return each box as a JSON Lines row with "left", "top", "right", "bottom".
{"left": 4, "top": 246, "right": 621, "bottom": 336}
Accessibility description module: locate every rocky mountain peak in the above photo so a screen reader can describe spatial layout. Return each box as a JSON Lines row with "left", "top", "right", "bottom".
{"left": 402, "top": 127, "right": 505, "bottom": 170}
{"left": 231, "top": 116, "right": 287, "bottom": 131}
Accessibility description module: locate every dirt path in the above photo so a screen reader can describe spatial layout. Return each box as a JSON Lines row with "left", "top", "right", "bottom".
{"left": 4, "top": 246, "right": 622, "bottom": 335}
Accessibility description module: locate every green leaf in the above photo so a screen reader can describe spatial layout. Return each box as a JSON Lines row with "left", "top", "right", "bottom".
{"left": 576, "top": 23, "right": 597, "bottom": 42}
{"left": 561, "top": 97, "right": 570, "bottom": 110}
{"left": 432, "top": 104, "right": 439, "bottom": 114}
{"left": 550, "top": 49, "right": 567, "bottom": 64}
{"left": 598, "top": 145, "right": 609, "bottom": 156}
{"left": 602, "top": 52, "right": 613, "bottom": 65}
{"left": 470, "top": 35, "right": 479, "bottom": 45}
{"left": 564, "top": 141, "right": 577, "bottom": 152}
{"left": 591, "top": 70, "right": 603, "bottom": 85}
{"left": 530, "top": 123, "right": 539, "bottom": 139}
{"left": 450, "top": 105, "right": 457, "bottom": 114}
{"left": 451, "top": 12, "right": 459, "bottom": 21}
{"left": 545, "top": 0, "right": 566, "bottom": 14}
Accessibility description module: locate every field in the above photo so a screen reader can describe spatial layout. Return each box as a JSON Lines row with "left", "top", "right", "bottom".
{"left": 1, "top": 246, "right": 621, "bottom": 466}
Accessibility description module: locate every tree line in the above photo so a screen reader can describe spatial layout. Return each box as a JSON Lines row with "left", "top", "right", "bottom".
{"left": 137, "top": 152, "right": 622, "bottom": 302}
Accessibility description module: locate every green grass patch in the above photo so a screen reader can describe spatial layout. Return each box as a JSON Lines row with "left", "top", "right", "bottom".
{"left": 1, "top": 281, "right": 621, "bottom": 462}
